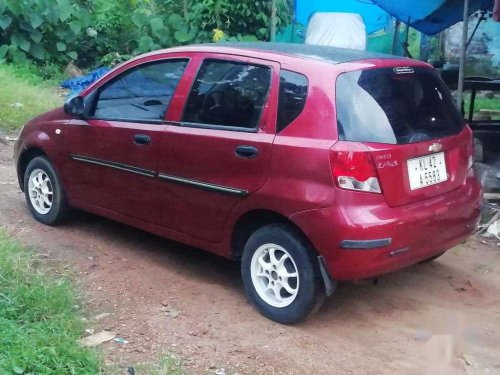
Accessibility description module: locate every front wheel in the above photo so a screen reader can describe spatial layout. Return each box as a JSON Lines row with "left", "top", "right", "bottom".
{"left": 24, "top": 156, "right": 69, "bottom": 225}
{"left": 241, "top": 224, "right": 325, "bottom": 324}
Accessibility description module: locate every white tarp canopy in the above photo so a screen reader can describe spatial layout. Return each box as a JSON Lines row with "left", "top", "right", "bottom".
{"left": 305, "top": 12, "right": 367, "bottom": 50}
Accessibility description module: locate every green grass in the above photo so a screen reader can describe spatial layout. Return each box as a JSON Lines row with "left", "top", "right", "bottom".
{"left": 106, "top": 355, "right": 184, "bottom": 375}
{"left": 134, "top": 355, "right": 183, "bottom": 375}
{"left": 0, "top": 63, "right": 64, "bottom": 86}
{"left": 463, "top": 94, "right": 500, "bottom": 120}
{"left": 0, "top": 64, "right": 63, "bottom": 134}
{"left": 0, "top": 231, "right": 102, "bottom": 375}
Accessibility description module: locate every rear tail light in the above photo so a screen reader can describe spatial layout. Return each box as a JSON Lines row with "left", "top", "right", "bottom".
{"left": 330, "top": 142, "right": 382, "bottom": 194}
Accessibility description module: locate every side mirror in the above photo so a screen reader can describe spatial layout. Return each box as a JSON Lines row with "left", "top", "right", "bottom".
{"left": 64, "top": 96, "right": 86, "bottom": 118}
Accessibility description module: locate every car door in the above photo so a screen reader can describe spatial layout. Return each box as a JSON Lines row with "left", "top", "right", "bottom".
{"left": 158, "top": 53, "right": 279, "bottom": 243}
{"left": 62, "top": 57, "right": 189, "bottom": 224}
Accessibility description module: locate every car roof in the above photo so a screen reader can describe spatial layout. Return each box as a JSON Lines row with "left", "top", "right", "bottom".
{"left": 151, "top": 42, "right": 409, "bottom": 65}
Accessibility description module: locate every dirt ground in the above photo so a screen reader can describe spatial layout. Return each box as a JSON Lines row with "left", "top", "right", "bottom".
{"left": 1, "top": 141, "right": 500, "bottom": 375}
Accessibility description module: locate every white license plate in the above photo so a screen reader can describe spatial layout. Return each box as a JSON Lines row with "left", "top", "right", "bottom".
{"left": 407, "top": 152, "right": 447, "bottom": 190}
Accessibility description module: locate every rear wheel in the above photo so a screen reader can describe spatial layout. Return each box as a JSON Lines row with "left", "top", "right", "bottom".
{"left": 24, "top": 156, "right": 69, "bottom": 225}
{"left": 241, "top": 224, "right": 325, "bottom": 324}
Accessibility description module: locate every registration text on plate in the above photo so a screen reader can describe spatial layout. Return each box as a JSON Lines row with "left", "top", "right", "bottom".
{"left": 407, "top": 152, "right": 447, "bottom": 190}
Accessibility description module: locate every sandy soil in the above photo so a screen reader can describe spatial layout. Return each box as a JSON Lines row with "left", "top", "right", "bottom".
{"left": 1, "top": 141, "right": 499, "bottom": 375}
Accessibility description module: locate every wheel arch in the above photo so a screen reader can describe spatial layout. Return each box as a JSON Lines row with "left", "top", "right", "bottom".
{"left": 230, "top": 209, "right": 317, "bottom": 260}
{"left": 17, "top": 147, "right": 48, "bottom": 191}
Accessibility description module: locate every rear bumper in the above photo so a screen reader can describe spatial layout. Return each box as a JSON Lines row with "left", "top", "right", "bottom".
{"left": 291, "top": 177, "right": 482, "bottom": 281}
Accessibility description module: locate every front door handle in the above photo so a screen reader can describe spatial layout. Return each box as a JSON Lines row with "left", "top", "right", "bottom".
{"left": 235, "top": 145, "right": 259, "bottom": 159}
{"left": 134, "top": 134, "right": 151, "bottom": 145}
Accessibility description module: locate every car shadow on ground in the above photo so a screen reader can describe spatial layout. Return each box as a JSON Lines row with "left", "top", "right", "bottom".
{"left": 65, "top": 208, "right": 244, "bottom": 288}
{"left": 56, "top": 208, "right": 472, "bottom": 325}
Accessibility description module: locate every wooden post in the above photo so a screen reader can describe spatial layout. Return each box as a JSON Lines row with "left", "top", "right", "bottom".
{"left": 270, "top": 0, "right": 277, "bottom": 42}
{"left": 457, "top": 0, "right": 470, "bottom": 109}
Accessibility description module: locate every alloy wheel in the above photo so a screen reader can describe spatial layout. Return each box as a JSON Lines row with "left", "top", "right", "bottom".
{"left": 28, "top": 168, "right": 53, "bottom": 215}
{"left": 250, "top": 243, "right": 300, "bottom": 308}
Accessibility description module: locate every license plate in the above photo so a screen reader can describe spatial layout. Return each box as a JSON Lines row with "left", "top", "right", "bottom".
{"left": 407, "top": 152, "right": 447, "bottom": 190}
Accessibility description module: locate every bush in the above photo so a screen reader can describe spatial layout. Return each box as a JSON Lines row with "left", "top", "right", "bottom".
{"left": 191, "top": 0, "right": 292, "bottom": 42}
{"left": 88, "top": 0, "right": 293, "bottom": 58}
{"left": 0, "top": 0, "right": 293, "bottom": 69}
{"left": 0, "top": 0, "right": 91, "bottom": 65}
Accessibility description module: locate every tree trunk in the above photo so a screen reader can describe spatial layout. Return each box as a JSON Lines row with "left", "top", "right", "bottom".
{"left": 183, "top": 0, "right": 189, "bottom": 23}
{"left": 270, "top": 0, "right": 277, "bottom": 42}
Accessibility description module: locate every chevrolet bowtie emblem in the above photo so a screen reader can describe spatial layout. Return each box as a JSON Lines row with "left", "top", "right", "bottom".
{"left": 428, "top": 143, "right": 442, "bottom": 152}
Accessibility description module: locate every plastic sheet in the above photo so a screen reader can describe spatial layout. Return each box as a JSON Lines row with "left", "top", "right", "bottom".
{"left": 60, "top": 67, "right": 111, "bottom": 97}
{"left": 305, "top": 12, "right": 366, "bottom": 50}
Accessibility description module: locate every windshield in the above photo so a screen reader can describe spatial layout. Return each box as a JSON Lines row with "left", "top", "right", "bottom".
{"left": 335, "top": 67, "right": 464, "bottom": 144}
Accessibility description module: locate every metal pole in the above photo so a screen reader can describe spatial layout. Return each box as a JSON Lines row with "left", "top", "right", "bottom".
{"left": 467, "top": 11, "right": 485, "bottom": 48}
{"left": 403, "top": 22, "right": 411, "bottom": 57}
{"left": 457, "top": 0, "right": 470, "bottom": 109}
{"left": 270, "top": 0, "right": 277, "bottom": 42}
{"left": 391, "top": 19, "right": 400, "bottom": 55}
{"left": 438, "top": 32, "right": 444, "bottom": 60}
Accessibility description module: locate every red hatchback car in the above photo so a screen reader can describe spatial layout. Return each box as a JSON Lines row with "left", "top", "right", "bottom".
{"left": 14, "top": 43, "right": 482, "bottom": 323}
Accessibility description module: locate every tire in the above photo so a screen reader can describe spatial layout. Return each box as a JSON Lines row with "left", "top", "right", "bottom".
{"left": 23, "top": 156, "right": 69, "bottom": 225}
{"left": 420, "top": 251, "right": 446, "bottom": 263}
{"left": 241, "top": 223, "right": 325, "bottom": 324}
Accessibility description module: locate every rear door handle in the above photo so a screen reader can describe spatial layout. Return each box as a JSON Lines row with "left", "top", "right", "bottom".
{"left": 235, "top": 145, "right": 259, "bottom": 159}
{"left": 134, "top": 134, "right": 151, "bottom": 145}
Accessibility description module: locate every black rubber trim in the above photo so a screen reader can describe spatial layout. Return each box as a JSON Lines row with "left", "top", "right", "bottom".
{"left": 158, "top": 173, "right": 249, "bottom": 197}
{"left": 340, "top": 238, "right": 392, "bottom": 249}
{"left": 172, "top": 121, "right": 259, "bottom": 133}
{"left": 70, "top": 155, "right": 156, "bottom": 178}
{"left": 87, "top": 117, "right": 168, "bottom": 125}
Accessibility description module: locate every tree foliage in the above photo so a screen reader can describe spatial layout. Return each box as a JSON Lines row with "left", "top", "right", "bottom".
{"left": 0, "top": 0, "right": 293, "bottom": 68}
{"left": 190, "top": 0, "right": 292, "bottom": 42}
{"left": 0, "top": 0, "right": 91, "bottom": 64}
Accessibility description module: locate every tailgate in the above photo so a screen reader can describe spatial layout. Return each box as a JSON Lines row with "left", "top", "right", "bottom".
{"left": 367, "top": 128, "right": 471, "bottom": 207}
{"left": 335, "top": 64, "right": 470, "bottom": 207}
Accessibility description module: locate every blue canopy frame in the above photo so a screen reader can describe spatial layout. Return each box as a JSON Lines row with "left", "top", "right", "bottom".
{"left": 371, "top": 0, "right": 494, "bottom": 35}
{"left": 294, "top": 0, "right": 494, "bottom": 35}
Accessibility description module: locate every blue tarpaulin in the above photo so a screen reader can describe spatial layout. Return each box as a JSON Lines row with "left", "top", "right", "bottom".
{"left": 61, "top": 67, "right": 111, "bottom": 97}
{"left": 295, "top": 0, "right": 495, "bottom": 36}
{"left": 372, "top": 0, "right": 494, "bottom": 35}
{"left": 294, "top": 0, "right": 391, "bottom": 34}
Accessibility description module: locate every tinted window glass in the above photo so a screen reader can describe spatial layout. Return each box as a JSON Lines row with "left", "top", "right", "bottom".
{"left": 336, "top": 67, "right": 464, "bottom": 144}
{"left": 93, "top": 59, "right": 188, "bottom": 121}
{"left": 182, "top": 60, "right": 271, "bottom": 129}
{"left": 277, "top": 70, "right": 308, "bottom": 132}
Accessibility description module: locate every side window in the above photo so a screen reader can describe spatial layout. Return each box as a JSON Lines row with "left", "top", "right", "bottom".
{"left": 92, "top": 59, "right": 188, "bottom": 121}
{"left": 182, "top": 59, "right": 272, "bottom": 129}
{"left": 277, "top": 70, "right": 308, "bottom": 132}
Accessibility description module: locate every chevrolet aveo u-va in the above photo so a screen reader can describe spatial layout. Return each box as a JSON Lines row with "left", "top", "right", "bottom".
{"left": 14, "top": 43, "right": 482, "bottom": 324}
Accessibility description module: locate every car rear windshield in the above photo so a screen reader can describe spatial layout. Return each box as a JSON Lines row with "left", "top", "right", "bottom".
{"left": 335, "top": 67, "right": 464, "bottom": 144}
